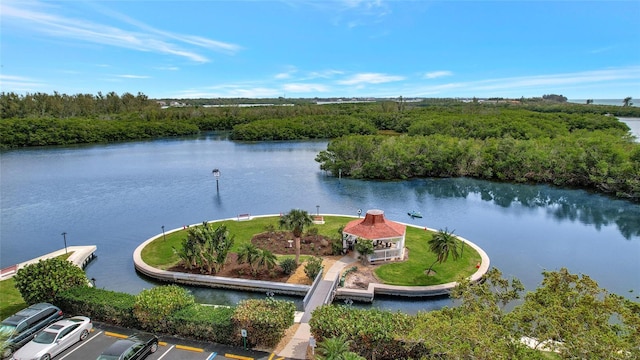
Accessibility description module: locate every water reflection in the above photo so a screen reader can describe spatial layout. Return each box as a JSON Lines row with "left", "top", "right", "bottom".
{"left": 345, "top": 177, "right": 640, "bottom": 240}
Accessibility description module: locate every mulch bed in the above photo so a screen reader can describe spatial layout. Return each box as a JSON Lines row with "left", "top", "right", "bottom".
{"left": 167, "top": 231, "right": 334, "bottom": 282}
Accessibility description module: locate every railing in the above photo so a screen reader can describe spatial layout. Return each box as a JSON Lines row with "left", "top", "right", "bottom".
{"left": 323, "top": 271, "right": 341, "bottom": 305}
{"left": 303, "top": 267, "right": 324, "bottom": 310}
{"left": 368, "top": 248, "right": 402, "bottom": 262}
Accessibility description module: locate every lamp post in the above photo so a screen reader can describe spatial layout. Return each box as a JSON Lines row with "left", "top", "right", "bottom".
{"left": 161, "top": 226, "right": 166, "bottom": 242}
{"left": 61, "top": 232, "right": 68, "bottom": 254}
{"left": 212, "top": 168, "right": 220, "bottom": 192}
{"left": 316, "top": 205, "right": 320, "bottom": 216}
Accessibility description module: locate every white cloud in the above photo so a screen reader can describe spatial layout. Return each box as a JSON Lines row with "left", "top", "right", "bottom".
{"left": 283, "top": 83, "right": 329, "bottom": 93}
{"left": 338, "top": 72, "right": 405, "bottom": 85}
{"left": 116, "top": 74, "right": 150, "bottom": 79}
{"left": 0, "top": 0, "right": 241, "bottom": 63}
{"left": 424, "top": 71, "right": 453, "bottom": 79}
{"left": 0, "top": 74, "right": 47, "bottom": 92}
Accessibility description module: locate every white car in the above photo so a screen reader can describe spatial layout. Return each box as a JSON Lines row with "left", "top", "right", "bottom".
{"left": 11, "top": 316, "right": 92, "bottom": 360}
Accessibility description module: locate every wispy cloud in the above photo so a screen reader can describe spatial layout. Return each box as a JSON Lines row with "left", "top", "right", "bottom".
{"left": 116, "top": 74, "right": 150, "bottom": 79}
{"left": 0, "top": 74, "right": 47, "bottom": 92}
{"left": 338, "top": 72, "right": 405, "bottom": 85}
{"left": 407, "top": 66, "right": 640, "bottom": 97}
{"left": 283, "top": 83, "right": 329, "bottom": 93}
{"left": 0, "top": 0, "right": 241, "bottom": 63}
{"left": 424, "top": 71, "right": 453, "bottom": 79}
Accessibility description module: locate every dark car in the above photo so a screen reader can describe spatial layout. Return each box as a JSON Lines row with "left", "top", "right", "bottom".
{"left": 0, "top": 303, "right": 63, "bottom": 359}
{"left": 96, "top": 333, "right": 158, "bottom": 360}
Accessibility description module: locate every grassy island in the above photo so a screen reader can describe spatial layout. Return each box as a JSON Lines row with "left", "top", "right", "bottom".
{"left": 140, "top": 215, "right": 482, "bottom": 286}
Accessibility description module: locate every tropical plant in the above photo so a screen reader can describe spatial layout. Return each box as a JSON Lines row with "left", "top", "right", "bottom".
{"left": 279, "top": 209, "right": 313, "bottom": 265}
{"left": 316, "top": 335, "right": 353, "bottom": 360}
{"left": 426, "top": 228, "right": 461, "bottom": 275}
{"left": 304, "top": 256, "right": 323, "bottom": 280}
{"left": 256, "top": 248, "right": 278, "bottom": 272}
{"left": 13, "top": 258, "right": 88, "bottom": 304}
{"left": 279, "top": 258, "right": 297, "bottom": 275}
{"left": 173, "top": 222, "right": 234, "bottom": 274}
{"left": 623, "top": 96, "right": 633, "bottom": 107}
{"left": 237, "top": 243, "right": 260, "bottom": 274}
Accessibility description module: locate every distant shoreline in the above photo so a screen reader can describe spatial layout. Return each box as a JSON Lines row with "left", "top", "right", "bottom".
{"left": 568, "top": 99, "right": 639, "bottom": 107}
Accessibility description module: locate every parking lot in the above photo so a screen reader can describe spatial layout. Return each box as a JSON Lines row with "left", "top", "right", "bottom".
{"left": 49, "top": 324, "right": 282, "bottom": 360}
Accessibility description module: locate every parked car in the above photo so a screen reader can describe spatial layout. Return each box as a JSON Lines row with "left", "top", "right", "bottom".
{"left": 96, "top": 333, "right": 158, "bottom": 360}
{"left": 0, "top": 303, "right": 63, "bottom": 359}
{"left": 11, "top": 316, "right": 92, "bottom": 360}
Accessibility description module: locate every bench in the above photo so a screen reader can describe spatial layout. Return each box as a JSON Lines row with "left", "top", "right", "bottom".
{"left": 236, "top": 213, "right": 251, "bottom": 221}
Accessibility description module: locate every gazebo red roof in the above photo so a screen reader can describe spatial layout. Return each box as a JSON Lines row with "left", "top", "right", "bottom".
{"left": 343, "top": 209, "right": 406, "bottom": 240}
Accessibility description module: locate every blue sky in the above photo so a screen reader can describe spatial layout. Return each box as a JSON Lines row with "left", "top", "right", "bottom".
{"left": 1, "top": 0, "right": 639, "bottom": 99}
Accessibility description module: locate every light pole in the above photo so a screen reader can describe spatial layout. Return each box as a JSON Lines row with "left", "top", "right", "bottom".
{"left": 161, "top": 226, "right": 166, "bottom": 242}
{"left": 316, "top": 205, "right": 320, "bottom": 216}
{"left": 61, "top": 232, "right": 68, "bottom": 254}
{"left": 212, "top": 168, "right": 220, "bottom": 192}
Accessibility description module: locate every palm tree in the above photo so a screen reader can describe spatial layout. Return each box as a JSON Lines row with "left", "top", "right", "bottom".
{"left": 623, "top": 97, "right": 633, "bottom": 107}
{"left": 256, "top": 248, "right": 278, "bottom": 272}
{"left": 426, "top": 228, "right": 461, "bottom": 275}
{"left": 279, "top": 209, "right": 313, "bottom": 265}
{"left": 237, "top": 243, "right": 260, "bottom": 274}
{"left": 316, "top": 335, "right": 352, "bottom": 360}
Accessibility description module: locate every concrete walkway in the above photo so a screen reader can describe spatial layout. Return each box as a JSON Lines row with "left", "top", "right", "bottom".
{"left": 277, "top": 255, "right": 357, "bottom": 360}
{"left": 1, "top": 245, "right": 97, "bottom": 280}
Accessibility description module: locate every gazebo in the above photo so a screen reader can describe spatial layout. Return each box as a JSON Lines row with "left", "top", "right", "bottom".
{"left": 342, "top": 209, "right": 406, "bottom": 263}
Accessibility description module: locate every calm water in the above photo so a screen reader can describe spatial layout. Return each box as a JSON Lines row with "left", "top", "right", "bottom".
{"left": 1, "top": 132, "right": 639, "bottom": 313}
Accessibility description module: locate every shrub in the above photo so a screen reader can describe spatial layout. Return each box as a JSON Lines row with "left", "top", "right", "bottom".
{"left": 14, "top": 258, "right": 88, "bottom": 304}
{"left": 279, "top": 258, "right": 297, "bottom": 275}
{"left": 56, "top": 287, "right": 137, "bottom": 328}
{"left": 232, "top": 298, "right": 295, "bottom": 348}
{"left": 304, "top": 256, "right": 323, "bottom": 280}
{"left": 167, "top": 304, "right": 235, "bottom": 344}
{"left": 330, "top": 236, "right": 344, "bottom": 255}
{"left": 133, "top": 285, "right": 195, "bottom": 331}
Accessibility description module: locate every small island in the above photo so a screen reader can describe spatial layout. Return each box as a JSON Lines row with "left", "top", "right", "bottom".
{"left": 135, "top": 210, "right": 489, "bottom": 302}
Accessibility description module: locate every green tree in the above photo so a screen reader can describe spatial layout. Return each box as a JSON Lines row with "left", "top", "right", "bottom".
{"left": 279, "top": 209, "right": 313, "bottom": 265}
{"left": 13, "top": 258, "right": 88, "bottom": 304}
{"left": 426, "top": 228, "right": 461, "bottom": 275}
{"left": 623, "top": 96, "right": 633, "bottom": 107}
{"left": 507, "top": 268, "right": 640, "bottom": 358}
{"left": 354, "top": 238, "right": 374, "bottom": 264}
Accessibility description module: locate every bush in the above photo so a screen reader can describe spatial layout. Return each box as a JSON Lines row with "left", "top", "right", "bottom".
{"left": 232, "top": 298, "right": 295, "bottom": 348}
{"left": 14, "top": 258, "right": 88, "bottom": 304}
{"left": 279, "top": 258, "right": 297, "bottom": 275}
{"left": 133, "top": 285, "right": 195, "bottom": 331}
{"left": 56, "top": 287, "right": 137, "bottom": 328}
{"left": 304, "top": 256, "right": 323, "bottom": 280}
{"left": 167, "top": 304, "right": 236, "bottom": 344}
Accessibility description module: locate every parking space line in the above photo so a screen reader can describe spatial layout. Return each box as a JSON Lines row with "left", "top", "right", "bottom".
{"left": 156, "top": 344, "right": 175, "bottom": 359}
{"left": 58, "top": 330, "right": 103, "bottom": 359}
{"left": 225, "top": 354, "right": 254, "bottom": 360}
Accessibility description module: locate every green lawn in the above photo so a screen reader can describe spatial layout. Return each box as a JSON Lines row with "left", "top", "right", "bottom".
{"left": 142, "top": 215, "right": 483, "bottom": 286}
{"left": 375, "top": 226, "right": 481, "bottom": 286}
{"left": 0, "top": 278, "right": 26, "bottom": 319}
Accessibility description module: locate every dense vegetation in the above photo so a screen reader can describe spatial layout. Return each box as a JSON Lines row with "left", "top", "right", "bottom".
{"left": 310, "top": 268, "right": 640, "bottom": 359}
{"left": 2, "top": 91, "right": 639, "bottom": 201}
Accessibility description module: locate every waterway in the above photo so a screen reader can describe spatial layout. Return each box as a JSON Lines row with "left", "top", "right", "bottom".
{"left": 1, "top": 129, "right": 639, "bottom": 314}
